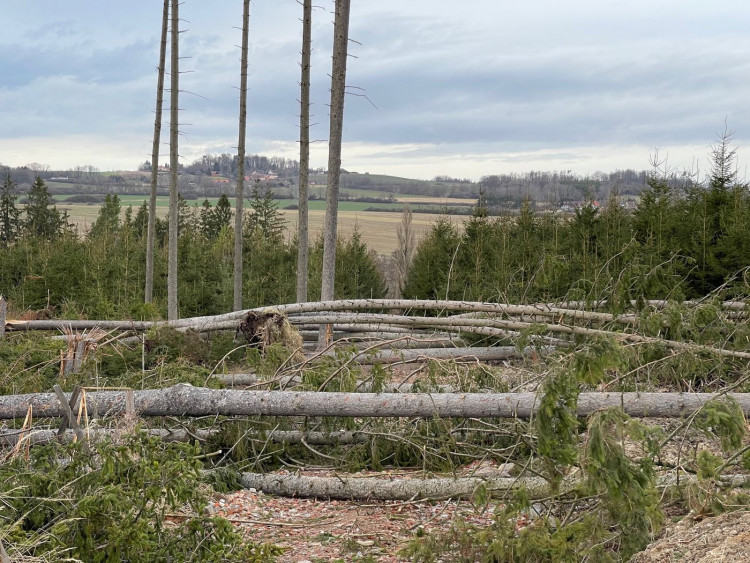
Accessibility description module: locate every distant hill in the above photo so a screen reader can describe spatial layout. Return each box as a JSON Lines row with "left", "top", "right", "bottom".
{"left": 3, "top": 153, "right": 685, "bottom": 208}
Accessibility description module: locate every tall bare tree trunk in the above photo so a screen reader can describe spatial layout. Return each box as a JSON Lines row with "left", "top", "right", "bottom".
{"left": 395, "top": 204, "right": 414, "bottom": 295}
{"left": 296, "top": 0, "right": 312, "bottom": 304}
{"left": 318, "top": 0, "right": 351, "bottom": 346}
{"left": 145, "top": 0, "right": 169, "bottom": 304}
{"left": 167, "top": 0, "right": 179, "bottom": 320}
{"left": 233, "top": 0, "right": 250, "bottom": 312}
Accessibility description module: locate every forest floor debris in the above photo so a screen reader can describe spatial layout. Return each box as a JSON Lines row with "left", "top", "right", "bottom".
{"left": 206, "top": 482, "right": 502, "bottom": 562}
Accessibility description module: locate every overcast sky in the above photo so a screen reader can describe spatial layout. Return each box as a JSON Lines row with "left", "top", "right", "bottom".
{"left": 1, "top": 0, "right": 749, "bottom": 180}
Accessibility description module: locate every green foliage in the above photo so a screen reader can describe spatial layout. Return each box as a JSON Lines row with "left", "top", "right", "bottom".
{"left": 0, "top": 333, "right": 65, "bottom": 394}
{"left": 535, "top": 368, "right": 579, "bottom": 481}
{"left": 305, "top": 230, "right": 389, "bottom": 301}
{"left": 0, "top": 172, "right": 21, "bottom": 244}
{"left": 571, "top": 336, "right": 625, "bottom": 385}
{"left": 88, "top": 193, "right": 121, "bottom": 239}
{"left": 334, "top": 228, "right": 388, "bottom": 299}
{"left": 404, "top": 133, "right": 750, "bottom": 304}
{"left": 0, "top": 431, "right": 281, "bottom": 561}
{"left": 693, "top": 398, "right": 746, "bottom": 453}
{"left": 200, "top": 194, "right": 233, "bottom": 240}
{"left": 24, "top": 176, "right": 67, "bottom": 240}
{"left": 401, "top": 498, "right": 614, "bottom": 563}
{"left": 696, "top": 449, "right": 723, "bottom": 480}
{"left": 403, "top": 217, "right": 461, "bottom": 300}
{"left": 246, "top": 183, "right": 286, "bottom": 242}
{"left": 581, "top": 409, "right": 663, "bottom": 558}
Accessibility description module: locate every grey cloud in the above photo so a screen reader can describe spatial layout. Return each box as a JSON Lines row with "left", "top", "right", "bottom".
{"left": 2, "top": 0, "right": 750, "bottom": 177}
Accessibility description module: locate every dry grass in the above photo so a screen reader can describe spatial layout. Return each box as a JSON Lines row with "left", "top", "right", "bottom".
{"left": 58, "top": 203, "right": 468, "bottom": 254}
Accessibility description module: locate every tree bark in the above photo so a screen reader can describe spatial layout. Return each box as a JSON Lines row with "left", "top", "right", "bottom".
{"left": 233, "top": 0, "right": 250, "bottom": 312}
{"left": 319, "top": 0, "right": 352, "bottom": 346}
{"left": 0, "top": 295, "right": 6, "bottom": 340}
{"left": 213, "top": 372, "right": 459, "bottom": 392}
{"left": 167, "top": 0, "right": 180, "bottom": 320}
{"left": 3, "top": 385, "right": 750, "bottom": 420}
{"left": 276, "top": 298, "right": 623, "bottom": 323}
{"left": 0, "top": 427, "right": 367, "bottom": 448}
{"left": 145, "top": 0, "right": 169, "bottom": 304}
{"left": 241, "top": 470, "right": 750, "bottom": 502}
{"left": 317, "top": 345, "right": 533, "bottom": 365}
{"left": 296, "top": 0, "right": 312, "bottom": 304}
{"left": 239, "top": 471, "right": 578, "bottom": 501}
{"left": 395, "top": 205, "right": 414, "bottom": 295}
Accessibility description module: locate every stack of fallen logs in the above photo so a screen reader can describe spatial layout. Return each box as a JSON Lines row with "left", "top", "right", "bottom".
{"left": 3, "top": 384, "right": 750, "bottom": 499}
{"left": 2, "top": 298, "right": 749, "bottom": 501}
{"left": 4, "top": 298, "right": 750, "bottom": 359}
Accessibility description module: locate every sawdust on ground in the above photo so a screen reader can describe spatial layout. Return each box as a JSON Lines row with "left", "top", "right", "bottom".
{"left": 631, "top": 509, "right": 750, "bottom": 562}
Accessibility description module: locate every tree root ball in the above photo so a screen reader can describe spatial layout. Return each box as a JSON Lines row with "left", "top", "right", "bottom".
{"left": 237, "top": 310, "right": 303, "bottom": 355}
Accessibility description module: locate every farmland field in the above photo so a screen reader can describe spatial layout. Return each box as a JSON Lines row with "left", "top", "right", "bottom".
{"left": 56, "top": 195, "right": 470, "bottom": 254}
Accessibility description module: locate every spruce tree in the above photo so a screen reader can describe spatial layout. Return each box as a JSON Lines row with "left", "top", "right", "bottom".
{"left": 200, "top": 194, "right": 233, "bottom": 240}
{"left": 24, "top": 175, "right": 63, "bottom": 240}
{"left": 0, "top": 172, "right": 20, "bottom": 244}
{"left": 246, "top": 184, "right": 285, "bottom": 241}
{"left": 88, "top": 194, "right": 121, "bottom": 239}
{"left": 133, "top": 201, "right": 149, "bottom": 238}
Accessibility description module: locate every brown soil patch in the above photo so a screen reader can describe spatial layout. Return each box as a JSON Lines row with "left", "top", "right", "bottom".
{"left": 208, "top": 485, "right": 499, "bottom": 562}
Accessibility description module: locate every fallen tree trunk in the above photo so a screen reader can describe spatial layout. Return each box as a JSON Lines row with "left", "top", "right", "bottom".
{"left": 5, "top": 319, "right": 154, "bottom": 332}
{"left": 212, "top": 373, "right": 459, "bottom": 393}
{"left": 239, "top": 470, "right": 750, "bottom": 501}
{"left": 0, "top": 427, "right": 214, "bottom": 447}
{"left": 8, "top": 298, "right": 745, "bottom": 335}
{"left": 316, "top": 346, "right": 534, "bottom": 365}
{"left": 3, "top": 298, "right": 632, "bottom": 334}
{"left": 286, "top": 313, "right": 750, "bottom": 361}
{"left": 239, "top": 471, "right": 577, "bottom": 501}
{"left": 0, "top": 427, "right": 368, "bottom": 447}
{"left": 3, "top": 384, "right": 750, "bottom": 420}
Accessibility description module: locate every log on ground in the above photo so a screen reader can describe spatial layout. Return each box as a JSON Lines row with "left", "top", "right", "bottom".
{"left": 3, "top": 385, "right": 750, "bottom": 420}
{"left": 239, "top": 471, "right": 576, "bottom": 501}
{"left": 238, "top": 470, "right": 750, "bottom": 501}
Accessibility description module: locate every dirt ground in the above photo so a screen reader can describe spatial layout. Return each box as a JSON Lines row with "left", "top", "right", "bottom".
{"left": 207, "top": 484, "right": 500, "bottom": 562}
{"left": 631, "top": 509, "right": 750, "bottom": 562}
{"left": 208, "top": 486, "right": 750, "bottom": 562}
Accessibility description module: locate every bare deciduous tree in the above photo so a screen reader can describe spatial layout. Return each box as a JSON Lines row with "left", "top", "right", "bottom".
{"left": 167, "top": 0, "right": 179, "bottom": 320}
{"left": 296, "top": 0, "right": 312, "bottom": 304}
{"left": 318, "top": 0, "right": 351, "bottom": 346}
{"left": 145, "top": 0, "right": 169, "bottom": 304}
{"left": 395, "top": 204, "right": 414, "bottom": 295}
{"left": 234, "top": 0, "right": 250, "bottom": 311}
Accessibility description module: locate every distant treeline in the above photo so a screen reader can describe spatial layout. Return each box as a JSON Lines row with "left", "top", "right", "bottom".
{"left": 1, "top": 153, "right": 675, "bottom": 204}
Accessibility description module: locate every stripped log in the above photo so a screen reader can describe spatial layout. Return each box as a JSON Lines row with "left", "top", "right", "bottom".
{"left": 239, "top": 471, "right": 578, "bottom": 501}
{"left": 286, "top": 313, "right": 750, "bottom": 361}
{"left": 0, "top": 427, "right": 368, "bottom": 447}
{"left": 2, "top": 298, "right": 633, "bottom": 333}
{"left": 212, "top": 373, "right": 458, "bottom": 393}
{"left": 6, "top": 319, "right": 154, "bottom": 332}
{"left": 0, "top": 295, "right": 6, "bottom": 340}
{"left": 2, "top": 384, "right": 750, "bottom": 420}
{"left": 316, "top": 346, "right": 534, "bottom": 365}
{"left": 6, "top": 298, "right": 746, "bottom": 335}
{"left": 239, "top": 470, "right": 750, "bottom": 501}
